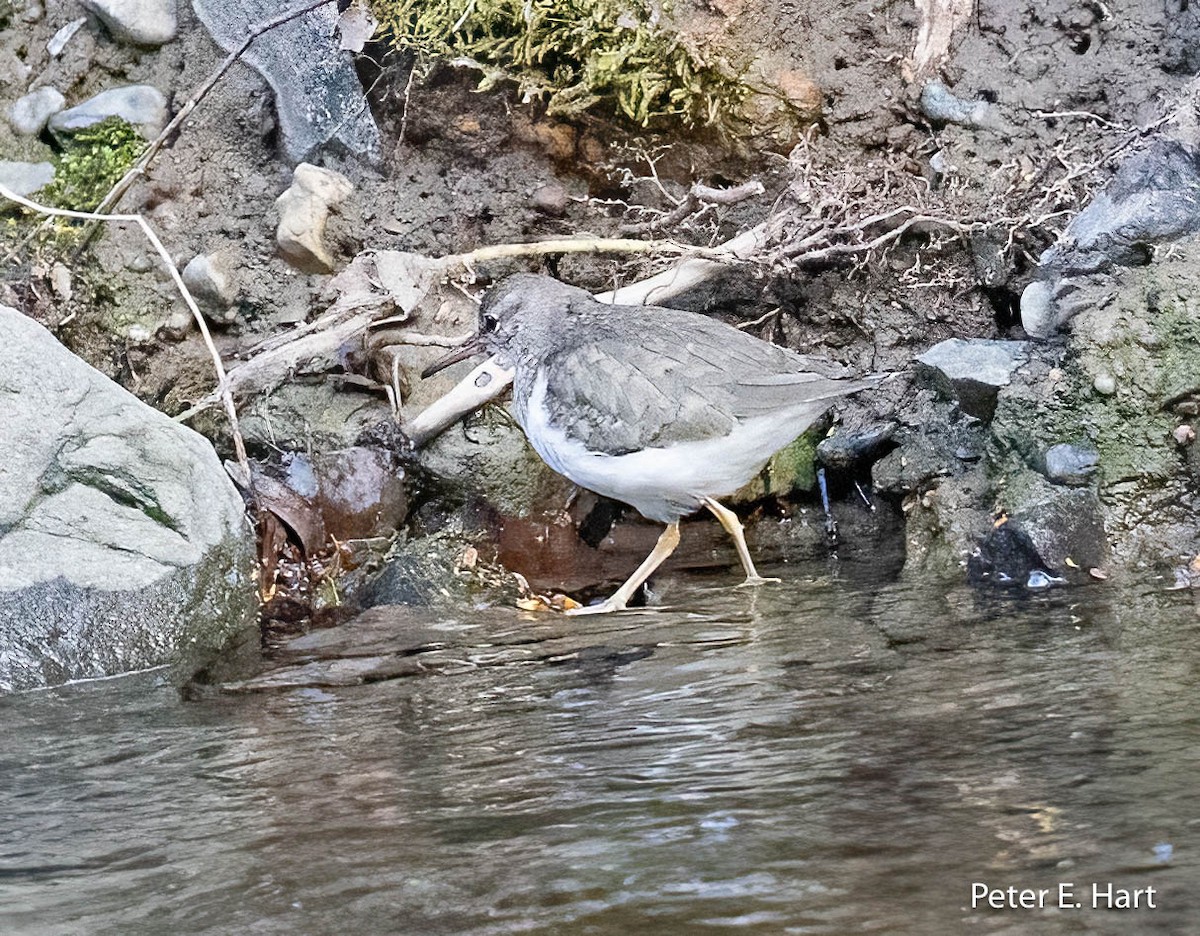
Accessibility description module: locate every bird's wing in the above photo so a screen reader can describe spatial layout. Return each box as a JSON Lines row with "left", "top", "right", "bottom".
{"left": 534, "top": 306, "right": 863, "bottom": 453}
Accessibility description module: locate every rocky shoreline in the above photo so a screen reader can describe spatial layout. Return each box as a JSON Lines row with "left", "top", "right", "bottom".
{"left": 2, "top": 0, "right": 1199, "bottom": 691}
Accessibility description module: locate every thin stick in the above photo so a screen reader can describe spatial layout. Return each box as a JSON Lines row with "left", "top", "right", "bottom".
{"left": 0, "top": 184, "right": 252, "bottom": 487}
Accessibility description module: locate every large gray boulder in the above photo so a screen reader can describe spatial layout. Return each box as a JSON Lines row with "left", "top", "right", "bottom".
{"left": 192, "top": 0, "right": 381, "bottom": 164}
{"left": 0, "top": 306, "right": 257, "bottom": 693}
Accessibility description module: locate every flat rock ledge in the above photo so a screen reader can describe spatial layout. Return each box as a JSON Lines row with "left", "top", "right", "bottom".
{"left": 0, "top": 306, "right": 258, "bottom": 693}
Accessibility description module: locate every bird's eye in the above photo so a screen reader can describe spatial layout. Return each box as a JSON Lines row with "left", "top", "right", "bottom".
{"left": 482, "top": 313, "right": 499, "bottom": 333}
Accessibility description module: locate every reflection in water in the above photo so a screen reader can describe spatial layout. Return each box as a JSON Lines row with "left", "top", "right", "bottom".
{"left": 1, "top": 563, "right": 1197, "bottom": 935}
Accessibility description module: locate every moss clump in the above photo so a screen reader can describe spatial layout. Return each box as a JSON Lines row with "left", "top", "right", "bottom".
{"left": 41, "top": 117, "right": 145, "bottom": 211}
{"left": 370, "top": 0, "right": 751, "bottom": 130}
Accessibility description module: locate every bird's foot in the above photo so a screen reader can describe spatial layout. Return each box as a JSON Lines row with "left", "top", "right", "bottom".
{"left": 737, "top": 575, "right": 781, "bottom": 588}
{"left": 565, "top": 598, "right": 625, "bottom": 616}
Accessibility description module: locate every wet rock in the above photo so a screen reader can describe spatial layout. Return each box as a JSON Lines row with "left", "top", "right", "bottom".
{"left": 192, "top": 0, "right": 381, "bottom": 163}
{"left": 0, "top": 304, "right": 257, "bottom": 693}
{"left": 7, "top": 86, "right": 66, "bottom": 135}
{"left": 920, "top": 80, "right": 1005, "bottom": 131}
{"left": 1044, "top": 443, "right": 1099, "bottom": 486}
{"left": 250, "top": 447, "right": 407, "bottom": 556}
{"left": 1009, "top": 481, "right": 1108, "bottom": 574}
{"left": 182, "top": 251, "right": 239, "bottom": 324}
{"left": 48, "top": 84, "right": 169, "bottom": 139}
{"left": 916, "top": 338, "right": 1029, "bottom": 422}
{"left": 416, "top": 418, "right": 575, "bottom": 520}
{"left": 965, "top": 518, "right": 1069, "bottom": 588}
{"left": 817, "top": 421, "right": 896, "bottom": 472}
{"left": 275, "top": 163, "right": 354, "bottom": 274}
{"left": 0, "top": 160, "right": 54, "bottom": 197}
{"left": 81, "top": 0, "right": 177, "bottom": 47}
{"left": 871, "top": 435, "right": 956, "bottom": 494}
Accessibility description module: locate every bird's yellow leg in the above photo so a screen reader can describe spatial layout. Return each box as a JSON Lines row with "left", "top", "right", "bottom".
{"left": 701, "top": 496, "right": 780, "bottom": 586}
{"left": 567, "top": 522, "right": 681, "bottom": 615}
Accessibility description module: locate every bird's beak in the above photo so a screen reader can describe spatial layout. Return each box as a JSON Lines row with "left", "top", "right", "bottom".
{"left": 421, "top": 337, "right": 485, "bottom": 378}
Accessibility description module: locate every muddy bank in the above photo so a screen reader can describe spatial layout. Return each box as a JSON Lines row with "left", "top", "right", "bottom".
{"left": 2, "top": 1, "right": 1199, "bottom": 648}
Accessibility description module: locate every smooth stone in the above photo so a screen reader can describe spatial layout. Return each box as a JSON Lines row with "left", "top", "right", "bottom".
{"left": 1020, "top": 280, "right": 1056, "bottom": 338}
{"left": 0, "top": 304, "right": 257, "bottom": 692}
{"left": 80, "top": 0, "right": 178, "bottom": 47}
{"left": 48, "top": 85, "right": 168, "bottom": 139}
{"left": 182, "top": 251, "right": 239, "bottom": 323}
{"left": 8, "top": 86, "right": 66, "bottom": 135}
{"left": 1044, "top": 443, "right": 1100, "bottom": 486}
{"left": 920, "top": 80, "right": 1004, "bottom": 131}
{"left": 275, "top": 163, "right": 354, "bottom": 274}
{"left": 531, "top": 182, "right": 568, "bottom": 217}
{"left": 0, "top": 160, "right": 55, "bottom": 197}
{"left": 916, "top": 338, "right": 1030, "bottom": 422}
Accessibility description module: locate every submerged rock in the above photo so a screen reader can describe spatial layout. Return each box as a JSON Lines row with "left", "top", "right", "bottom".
{"left": 0, "top": 305, "right": 257, "bottom": 693}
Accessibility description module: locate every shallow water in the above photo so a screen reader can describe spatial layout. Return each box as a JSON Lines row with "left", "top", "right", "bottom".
{"left": 2, "top": 561, "right": 1198, "bottom": 935}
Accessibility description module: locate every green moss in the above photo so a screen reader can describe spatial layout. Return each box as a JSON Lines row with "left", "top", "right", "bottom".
{"left": 990, "top": 290, "right": 1200, "bottom": 491}
{"left": 731, "top": 420, "right": 826, "bottom": 504}
{"left": 370, "top": 0, "right": 754, "bottom": 130}
{"left": 41, "top": 117, "right": 145, "bottom": 212}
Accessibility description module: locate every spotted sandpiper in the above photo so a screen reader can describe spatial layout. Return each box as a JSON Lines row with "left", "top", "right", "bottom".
{"left": 422, "top": 273, "right": 881, "bottom": 614}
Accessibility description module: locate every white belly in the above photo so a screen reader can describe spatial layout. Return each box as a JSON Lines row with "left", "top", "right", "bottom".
{"left": 520, "top": 372, "right": 821, "bottom": 523}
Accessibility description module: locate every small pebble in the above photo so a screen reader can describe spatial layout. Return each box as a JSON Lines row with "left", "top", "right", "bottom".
{"left": 7, "top": 86, "right": 65, "bottom": 135}
{"left": 1173, "top": 424, "right": 1195, "bottom": 445}
{"left": 1093, "top": 373, "right": 1117, "bottom": 395}
{"left": 157, "top": 309, "right": 195, "bottom": 342}
{"left": 50, "top": 262, "right": 72, "bottom": 301}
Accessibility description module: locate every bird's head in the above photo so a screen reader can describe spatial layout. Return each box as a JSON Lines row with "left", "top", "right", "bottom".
{"left": 421, "top": 274, "right": 587, "bottom": 377}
